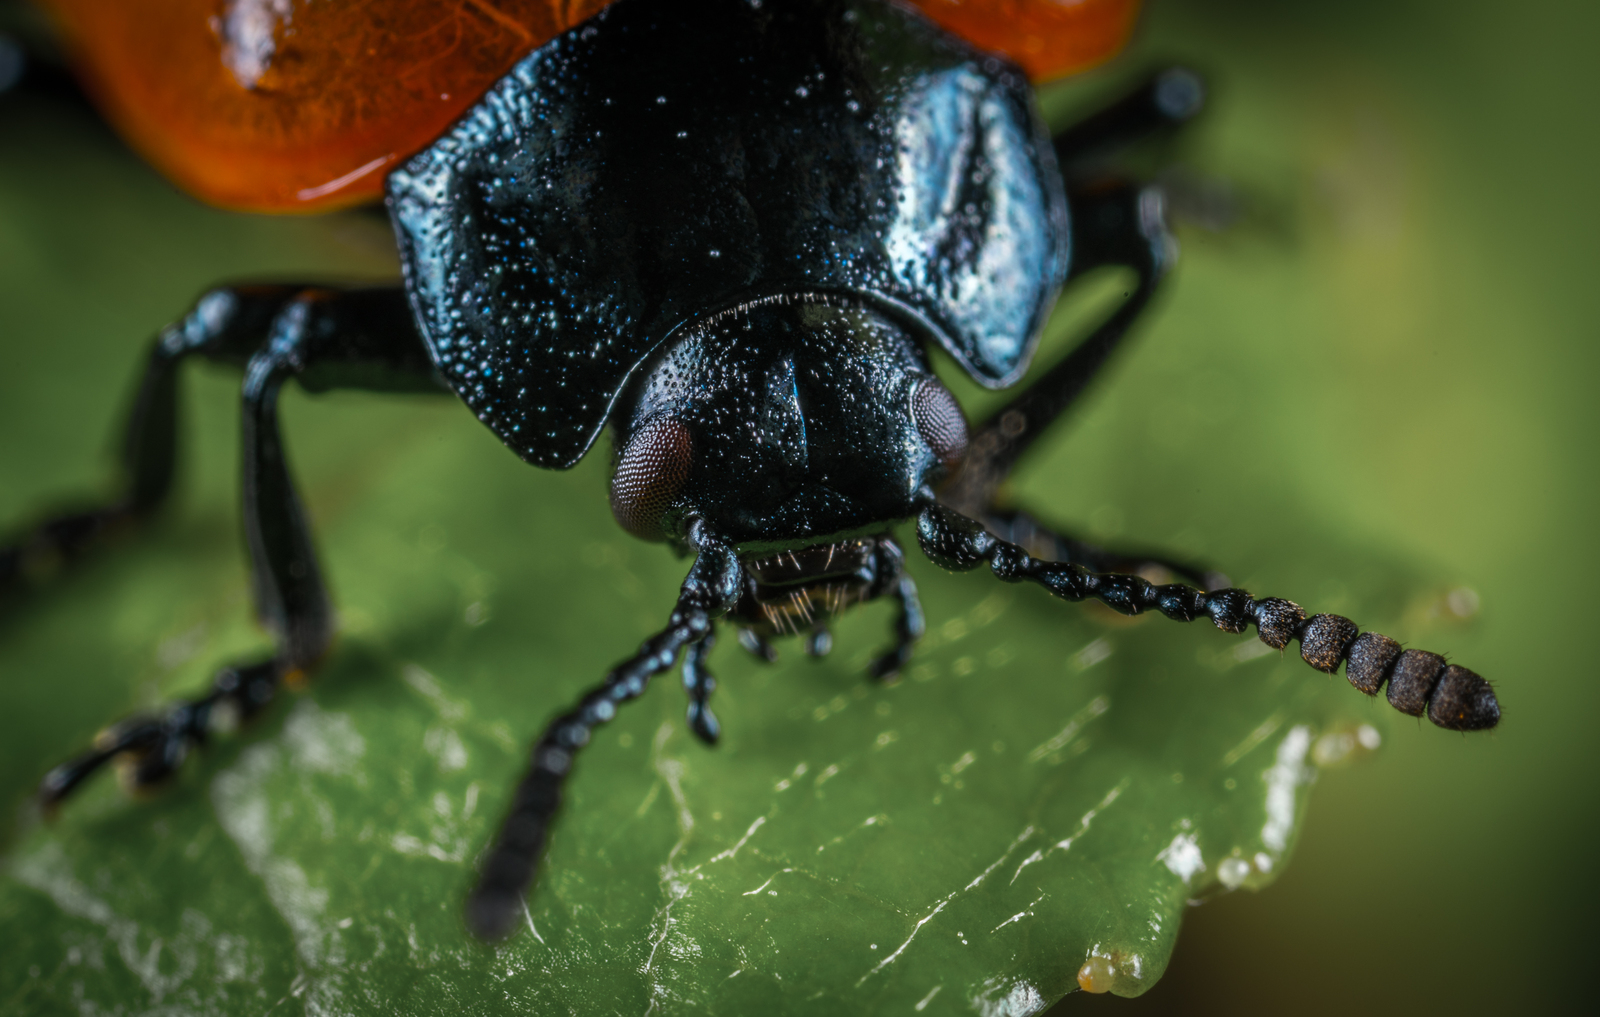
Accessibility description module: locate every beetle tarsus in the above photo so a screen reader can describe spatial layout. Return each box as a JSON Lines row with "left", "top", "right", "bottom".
{"left": 37, "top": 658, "right": 284, "bottom": 808}
{"left": 736, "top": 627, "right": 779, "bottom": 663}
{"left": 916, "top": 504, "right": 1500, "bottom": 732}
{"left": 803, "top": 627, "right": 833, "bottom": 658}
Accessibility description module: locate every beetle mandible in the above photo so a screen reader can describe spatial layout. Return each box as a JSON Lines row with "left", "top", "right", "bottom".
{"left": 3, "top": 0, "right": 1500, "bottom": 942}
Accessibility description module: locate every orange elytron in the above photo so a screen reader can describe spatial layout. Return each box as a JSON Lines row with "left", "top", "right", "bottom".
{"left": 911, "top": 0, "right": 1140, "bottom": 81}
{"left": 37, "top": 0, "right": 1140, "bottom": 212}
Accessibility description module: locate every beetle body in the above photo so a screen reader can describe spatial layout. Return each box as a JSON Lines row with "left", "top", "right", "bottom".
{"left": 9, "top": 0, "right": 1500, "bottom": 951}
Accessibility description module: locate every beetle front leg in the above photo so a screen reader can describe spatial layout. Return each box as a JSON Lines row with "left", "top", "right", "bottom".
{"left": 39, "top": 660, "right": 281, "bottom": 802}
{"left": 938, "top": 78, "right": 1216, "bottom": 583}
{"left": 942, "top": 68, "right": 1204, "bottom": 519}
{"left": 38, "top": 327, "right": 328, "bottom": 801}
{"left": 917, "top": 504, "right": 1501, "bottom": 732}
{"left": 867, "top": 539, "right": 925, "bottom": 681}
{"left": 468, "top": 521, "right": 742, "bottom": 941}
{"left": 38, "top": 285, "right": 442, "bottom": 805}
{"left": 867, "top": 574, "right": 925, "bottom": 681}
{"left": 936, "top": 174, "right": 1221, "bottom": 593}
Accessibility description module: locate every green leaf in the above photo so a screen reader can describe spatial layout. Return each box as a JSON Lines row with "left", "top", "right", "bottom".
{"left": 0, "top": 429, "right": 1395, "bottom": 1013}
{"left": 0, "top": 31, "right": 1471, "bottom": 1017}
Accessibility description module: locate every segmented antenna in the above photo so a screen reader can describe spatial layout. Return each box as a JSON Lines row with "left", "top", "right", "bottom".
{"left": 916, "top": 505, "right": 1500, "bottom": 731}
{"left": 466, "top": 521, "right": 743, "bottom": 940}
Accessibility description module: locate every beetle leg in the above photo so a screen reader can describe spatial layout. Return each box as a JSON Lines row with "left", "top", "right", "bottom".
{"left": 916, "top": 503, "right": 1502, "bottom": 733}
{"left": 683, "top": 629, "right": 721, "bottom": 745}
{"left": 4, "top": 284, "right": 438, "bottom": 598}
{"left": 469, "top": 521, "right": 742, "bottom": 941}
{"left": 1, "top": 293, "right": 236, "bottom": 596}
{"left": 39, "top": 661, "right": 281, "bottom": 802}
{"left": 866, "top": 538, "right": 924, "bottom": 681}
{"left": 737, "top": 627, "right": 780, "bottom": 663}
{"left": 231, "top": 285, "right": 443, "bottom": 673}
{"left": 36, "top": 285, "right": 442, "bottom": 805}
{"left": 804, "top": 627, "right": 833, "bottom": 657}
{"left": 1052, "top": 66, "right": 1206, "bottom": 172}
{"left": 941, "top": 75, "right": 1209, "bottom": 563}
{"left": 867, "top": 574, "right": 925, "bottom": 682}
{"left": 941, "top": 70, "right": 1207, "bottom": 518}
{"left": 941, "top": 177, "right": 1172, "bottom": 516}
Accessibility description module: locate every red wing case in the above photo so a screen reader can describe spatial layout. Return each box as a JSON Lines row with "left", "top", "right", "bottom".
{"left": 38, "top": 0, "right": 1139, "bottom": 212}
{"left": 910, "top": 0, "right": 1141, "bottom": 82}
{"left": 38, "top": 0, "right": 615, "bottom": 211}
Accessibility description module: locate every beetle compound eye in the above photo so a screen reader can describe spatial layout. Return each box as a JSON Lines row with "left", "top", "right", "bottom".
{"left": 610, "top": 418, "right": 693, "bottom": 541}
{"left": 911, "top": 379, "right": 968, "bottom": 469}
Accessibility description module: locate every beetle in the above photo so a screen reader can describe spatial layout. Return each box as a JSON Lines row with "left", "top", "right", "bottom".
{"left": 3, "top": 0, "right": 1499, "bottom": 943}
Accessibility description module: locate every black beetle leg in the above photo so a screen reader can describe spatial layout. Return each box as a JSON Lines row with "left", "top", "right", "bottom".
{"left": 941, "top": 70, "right": 1204, "bottom": 518}
{"left": 803, "top": 628, "right": 832, "bottom": 658}
{"left": 36, "top": 285, "right": 444, "bottom": 806}
{"left": 683, "top": 629, "right": 721, "bottom": 745}
{"left": 39, "top": 660, "right": 281, "bottom": 803}
{"left": 3, "top": 283, "right": 431, "bottom": 597}
{"left": 941, "top": 176, "right": 1172, "bottom": 517}
{"left": 916, "top": 504, "right": 1502, "bottom": 733}
{"left": 868, "top": 574, "right": 924, "bottom": 682}
{"left": 1, "top": 302, "right": 212, "bottom": 596}
{"left": 866, "top": 537, "right": 924, "bottom": 681}
{"left": 468, "top": 521, "right": 742, "bottom": 941}
{"left": 737, "top": 627, "right": 780, "bottom": 663}
{"left": 938, "top": 73, "right": 1213, "bottom": 578}
{"left": 235, "top": 299, "right": 337, "bottom": 676}
{"left": 1051, "top": 66, "right": 1205, "bottom": 172}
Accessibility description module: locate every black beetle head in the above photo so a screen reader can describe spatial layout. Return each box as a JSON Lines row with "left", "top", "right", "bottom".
{"left": 609, "top": 297, "right": 966, "bottom": 546}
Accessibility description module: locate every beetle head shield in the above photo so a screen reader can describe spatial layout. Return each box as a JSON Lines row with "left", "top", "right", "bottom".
{"left": 613, "top": 296, "right": 963, "bottom": 546}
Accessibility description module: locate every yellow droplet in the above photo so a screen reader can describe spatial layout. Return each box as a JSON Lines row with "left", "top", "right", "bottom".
{"left": 1077, "top": 955, "right": 1116, "bottom": 994}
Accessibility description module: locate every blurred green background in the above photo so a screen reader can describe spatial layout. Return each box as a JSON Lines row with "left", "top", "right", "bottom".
{"left": 0, "top": 0, "right": 1594, "bottom": 1013}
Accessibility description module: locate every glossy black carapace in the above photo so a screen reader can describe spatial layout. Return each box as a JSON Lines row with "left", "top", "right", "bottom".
{"left": 5, "top": 0, "right": 1499, "bottom": 942}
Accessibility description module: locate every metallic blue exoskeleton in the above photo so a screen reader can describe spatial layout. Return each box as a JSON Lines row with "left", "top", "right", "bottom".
{"left": 389, "top": 0, "right": 1066, "bottom": 469}
{"left": 17, "top": 0, "right": 1498, "bottom": 945}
